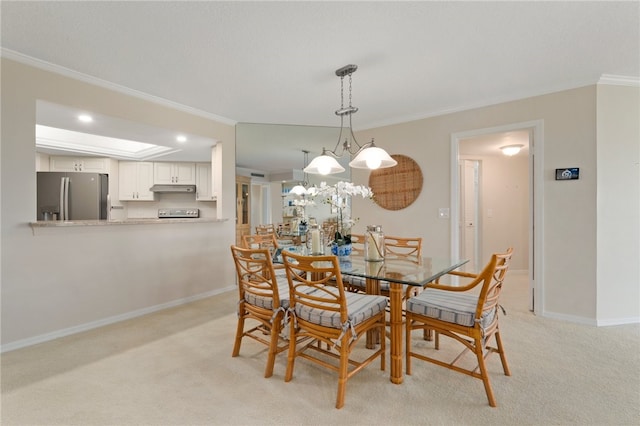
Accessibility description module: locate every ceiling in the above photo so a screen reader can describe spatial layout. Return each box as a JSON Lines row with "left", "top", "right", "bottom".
{"left": 2, "top": 1, "right": 638, "bottom": 169}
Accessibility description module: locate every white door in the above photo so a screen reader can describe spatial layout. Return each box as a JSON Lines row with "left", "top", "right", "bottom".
{"left": 460, "top": 160, "right": 480, "bottom": 271}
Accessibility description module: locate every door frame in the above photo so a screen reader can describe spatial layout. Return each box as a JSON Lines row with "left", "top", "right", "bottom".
{"left": 450, "top": 120, "right": 544, "bottom": 315}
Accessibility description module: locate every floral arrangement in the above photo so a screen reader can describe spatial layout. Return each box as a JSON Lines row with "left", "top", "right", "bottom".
{"left": 312, "top": 181, "right": 374, "bottom": 246}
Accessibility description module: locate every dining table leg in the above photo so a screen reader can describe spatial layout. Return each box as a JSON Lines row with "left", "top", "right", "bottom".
{"left": 388, "top": 282, "right": 404, "bottom": 384}
{"left": 365, "top": 277, "right": 381, "bottom": 349}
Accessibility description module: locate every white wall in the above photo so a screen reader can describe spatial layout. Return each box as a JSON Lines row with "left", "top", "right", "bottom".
{"left": 2, "top": 58, "right": 637, "bottom": 352}
{"left": 352, "top": 85, "right": 639, "bottom": 325}
{"left": 1, "top": 58, "right": 237, "bottom": 350}
{"left": 596, "top": 84, "right": 640, "bottom": 324}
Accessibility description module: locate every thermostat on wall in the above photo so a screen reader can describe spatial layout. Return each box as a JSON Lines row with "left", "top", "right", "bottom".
{"left": 555, "top": 168, "right": 579, "bottom": 180}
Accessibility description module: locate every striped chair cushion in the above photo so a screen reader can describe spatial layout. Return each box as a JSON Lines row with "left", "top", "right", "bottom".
{"left": 274, "top": 268, "right": 288, "bottom": 280}
{"left": 294, "top": 289, "right": 388, "bottom": 329}
{"left": 342, "top": 275, "right": 367, "bottom": 289}
{"left": 245, "top": 281, "right": 290, "bottom": 310}
{"left": 406, "top": 288, "right": 496, "bottom": 328}
{"left": 343, "top": 275, "right": 413, "bottom": 294}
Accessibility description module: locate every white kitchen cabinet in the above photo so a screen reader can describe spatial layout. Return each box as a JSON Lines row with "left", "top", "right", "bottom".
{"left": 153, "top": 162, "right": 196, "bottom": 184}
{"left": 119, "top": 162, "right": 155, "bottom": 201}
{"left": 195, "top": 163, "right": 216, "bottom": 201}
{"left": 50, "top": 156, "right": 110, "bottom": 173}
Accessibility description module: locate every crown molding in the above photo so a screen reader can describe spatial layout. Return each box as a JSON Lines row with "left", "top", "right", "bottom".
{"left": 1, "top": 48, "right": 237, "bottom": 126}
{"left": 598, "top": 74, "right": 640, "bottom": 87}
{"left": 360, "top": 75, "right": 640, "bottom": 130}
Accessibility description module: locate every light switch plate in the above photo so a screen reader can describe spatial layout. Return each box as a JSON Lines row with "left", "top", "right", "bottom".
{"left": 438, "top": 208, "right": 450, "bottom": 219}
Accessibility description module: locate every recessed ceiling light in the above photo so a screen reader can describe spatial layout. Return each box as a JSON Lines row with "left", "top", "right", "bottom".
{"left": 176, "top": 135, "right": 187, "bottom": 143}
{"left": 78, "top": 114, "right": 93, "bottom": 123}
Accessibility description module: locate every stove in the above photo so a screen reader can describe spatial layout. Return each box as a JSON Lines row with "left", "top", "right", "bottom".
{"left": 158, "top": 208, "right": 200, "bottom": 218}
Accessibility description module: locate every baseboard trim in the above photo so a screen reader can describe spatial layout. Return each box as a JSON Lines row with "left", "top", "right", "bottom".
{"left": 1, "top": 286, "right": 235, "bottom": 353}
{"left": 541, "top": 310, "right": 598, "bottom": 326}
{"left": 596, "top": 317, "right": 640, "bottom": 326}
{"left": 542, "top": 310, "right": 640, "bottom": 327}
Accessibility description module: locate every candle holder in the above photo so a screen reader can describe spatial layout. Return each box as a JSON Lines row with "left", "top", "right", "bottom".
{"left": 306, "top": 224, "right": 325, "bottom": 255}
{"left": 364, "top": 225, "right": 385, "bottom": 261}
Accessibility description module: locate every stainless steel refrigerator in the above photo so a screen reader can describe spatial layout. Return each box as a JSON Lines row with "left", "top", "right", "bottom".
{"left": 37, "top": 172, "right": 109, "bottom": 221}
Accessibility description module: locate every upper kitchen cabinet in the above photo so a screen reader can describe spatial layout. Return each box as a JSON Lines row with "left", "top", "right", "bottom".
{"left": 50, "top": 156, "right": 110, "bottom": 173}
{"left": 195, "top": 163, "right": 216, "bottom": 201}
{"left": 153, "top": 162, "right": 196, "bottom": 185}
{"left": 119, "top": 161, "right": 155, "bottom": 201}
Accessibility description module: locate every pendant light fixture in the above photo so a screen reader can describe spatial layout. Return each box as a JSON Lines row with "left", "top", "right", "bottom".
{"left": 290, "top": 150, "right": 310, "bottom": 195}
{"left": 304, "top": 64, "right": 397, "bottom": 175}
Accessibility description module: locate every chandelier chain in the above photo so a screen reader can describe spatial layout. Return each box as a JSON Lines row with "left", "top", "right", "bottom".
{"left": 348, "top": 73, "right": 353, "bottom": 108}
{"left": 340, "top": 75, "right": 345, "bottom": 110}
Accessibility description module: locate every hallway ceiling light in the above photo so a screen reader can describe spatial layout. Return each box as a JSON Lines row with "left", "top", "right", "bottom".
{"left": 304, "top": 64, "right": 397, "bottom": 175}
{"left": 500, "top": 144, "right": 523, "bottom": 156}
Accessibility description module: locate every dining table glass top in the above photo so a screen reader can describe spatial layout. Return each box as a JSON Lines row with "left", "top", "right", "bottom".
{"left": 278, "top": 246, "right": 468, "bottom": 286}
{"left": 336, "top": 254, "right": 468, "bottom": 286}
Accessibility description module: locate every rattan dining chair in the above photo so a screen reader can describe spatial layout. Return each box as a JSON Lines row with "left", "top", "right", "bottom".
{"left": 230, "top": 245, "right": 291, "bottom": 378}
{"left": 349, "top": 233, "right": 365, "bottom": 255}
{"left": 384, "top": 235, "right": 423, "bottom": 257}
{"left": 242, "top": 233, "right": 286, "bottom": 275}
{"left": 253, "top": 224, "right": 294, "bottom": 247}
{"left": 242, "top": 233, "right": 280, "bottom": 252}
{"left": 345, "top": 235, "right": 423, "bottom": 300}
{"left": 380, "top": 235, "right": 423, "bottom": 298}
{"left": 255, "top": 224, "right": 276, "bottom": 235}
{"left": 281, "top": 251, "right": 388, "bottom": 409}
{"left": 405, "top": 248, "right": 513, "bottom": 407}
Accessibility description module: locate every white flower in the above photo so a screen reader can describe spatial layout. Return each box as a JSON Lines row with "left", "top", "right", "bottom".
{"left": 292, "top": 199, "right": 315, "bottom": 207}
{"left": 314, "top": 181, "right": 373, "bottom": 200}
{"left": 308, "top": 181, "right": 374, "bottom": 244}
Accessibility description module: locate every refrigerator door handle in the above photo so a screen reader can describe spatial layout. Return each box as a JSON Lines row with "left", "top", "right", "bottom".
{"left": 63, "top": 177, "right": 70, "bottom": 220}
{"left": 59, "top": 177, "right": 66, "bottom": 221}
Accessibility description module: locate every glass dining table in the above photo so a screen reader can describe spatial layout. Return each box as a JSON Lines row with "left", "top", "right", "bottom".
{"left": 337, "top": 253, "right": 468, "bottom": 384}
{"left": 278, "top": 247, "right": 468, "bottom": 385}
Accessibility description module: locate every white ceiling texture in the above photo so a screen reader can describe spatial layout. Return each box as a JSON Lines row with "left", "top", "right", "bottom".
{"left": 2, "top": 1, "right": 638, "bottom": 170}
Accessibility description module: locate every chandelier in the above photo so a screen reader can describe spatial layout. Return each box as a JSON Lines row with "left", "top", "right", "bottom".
{"left": 304, "top": 64, "right": 397, "bottom": 175}
{"left": 290, "top": 150, "right": 310, "bottom": 195}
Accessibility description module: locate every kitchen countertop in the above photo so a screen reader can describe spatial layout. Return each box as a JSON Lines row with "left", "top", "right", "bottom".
{"left": 29, "top": 218, "right": 229, "bottom": 228}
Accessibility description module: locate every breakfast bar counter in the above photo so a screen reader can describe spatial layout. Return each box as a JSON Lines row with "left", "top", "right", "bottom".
{"left": 29, "top": 217, "right": 229, "bottom": 228}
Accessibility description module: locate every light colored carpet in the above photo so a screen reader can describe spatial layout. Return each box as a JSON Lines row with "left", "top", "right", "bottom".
{"left": 2, "top": 272, "right": 639, "bottom": 425}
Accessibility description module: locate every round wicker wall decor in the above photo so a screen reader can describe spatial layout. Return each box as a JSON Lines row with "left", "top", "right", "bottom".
{"left": 368, "top": 154, "right": 423, "bottom": 211}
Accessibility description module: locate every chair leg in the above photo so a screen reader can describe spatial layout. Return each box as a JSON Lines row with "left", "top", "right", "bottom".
{"left": 284, "top": 321, "right": 296, "bottom": 382}
{"left": 423, "top": 328, "right": 432, "bottom": 341}
{"left": 494, "top": 330, "right": 511, "bottom": 376}
{"left": 264, "top": 314, "right": 282, "bottom": 378}
{"left": 380, "top": 321, "right": 386, "bottom": 371}
{"left": 335, "top": 335, "right": 350, "bottom": 409}
{"left": 405, "top": 317, "right": 412, "bottom": 375}
{"left": 231, "top": 315, "right": 245, "bottom": 357}
{"left": 474, "top": 337, "right": 497, "bottom": 407}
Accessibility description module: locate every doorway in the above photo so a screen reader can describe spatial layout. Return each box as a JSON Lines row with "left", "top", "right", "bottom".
{"left": 451, "top": 120, "right": 544, "bottom": 315}
{"left": 235, "top": 175, "right": 251, "bottom": 245}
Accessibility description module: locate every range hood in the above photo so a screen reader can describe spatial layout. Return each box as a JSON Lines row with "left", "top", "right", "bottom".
{"left": 149, "top": 184, "right": 196, "bottom": 193}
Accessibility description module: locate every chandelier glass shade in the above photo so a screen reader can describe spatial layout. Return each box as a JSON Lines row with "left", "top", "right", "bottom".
{"left": 304, "top": 64, "right": 397, "bottom": 175}
{"left": 303, "top": 150, "right": 346, "bottom": 175}
{"left": 290, "top": 150, "right": 312, "bottom": 195}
